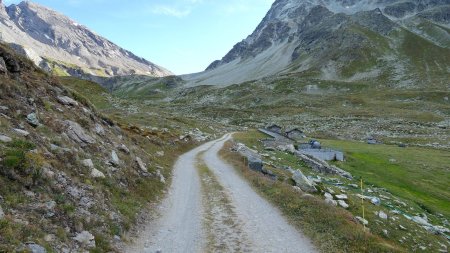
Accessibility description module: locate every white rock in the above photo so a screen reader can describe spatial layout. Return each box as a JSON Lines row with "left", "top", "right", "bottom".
{"left": 335, "top": 194, "right": 348, "bottom": 200}
{"left": 156, "top": 151, "right": 165, "bottom": 157}
{"left": 399, "top": 225, "right": 407, "bottom": 230}
{"left": 91, "top": 168, "right": 105, "bottom": 178}
{"left": 378, "top": 211, "right": 388, "bottom": 220}
{"left": 94, "top": 123, "right": 105, "bottom": 135}
{"left": 57, "top": 96, "right": 78, "bottom": 106}
{"left": 0, "top": 206, "right": 4, "bottom": 219}
{"left": 118, "top": 144, "right": 130, "bottom": 154}
{"left": 356, "top": 216, "right": 368, "bottom": 225}
{"left": 292, "top": 170, "right": 317, "bottom": 193}
{"left": 0, "top": 134, "right": 12, "bottom": 143}
{"left": 135, "top": 157, "right": 147, "bottom": 172}
{"left": 110, "top": 151, "right": 120, "bottom": 166}
{"left": 412, "top": 216, "right": 430, "bottom": 226}
{"left": 13, "top": 128, "right": 30, "bottom": 136}
{"left": 65, "top": 120, "right": 95, "bottom": 144}
{"left": 82, "top": 159, "right": 94, "bottom": 169}
{"left": 26, "top": 243, "right": 47, "bottom": 253}
{"left": 338, "top": 200, "right": 349, "bottom": 209}
{"left": 371, "top": 197, "right": 381, "bottom": 205}
{"left": 73, "top": 231, "right": 95, "bottom": 248}
{"left": 157, "top": 169, "right": 166, "bottom": 184}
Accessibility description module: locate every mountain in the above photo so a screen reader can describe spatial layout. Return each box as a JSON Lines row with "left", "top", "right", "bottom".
{"left": 0, "top": 0, "right": 172, "bottom": 80}
{"left": 183, "top": 0, "right": 450, "bottom": 87}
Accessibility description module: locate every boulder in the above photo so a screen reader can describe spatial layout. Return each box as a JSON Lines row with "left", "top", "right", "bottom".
{"left": 64, "top": 120, "right": 95, "bottom": 144}
{"left": 26, "top": 243, "right": 46, "bottom": 253}
{"left": 356, "top": 216, "right": 368, "bottom": 226}
{"left": 135, "top": 157, "right": 147, "bottom": 172}
{"left": 338, "top": 200, "right": 349, "bottom": 209}
{"left": 292, "top": 170, "right": 317, "bottom": 193}
{"left": 370, "top": 197, "right": 381, "bottom": 206}
{"left": 118, "top": 144, "right": 130, "bottom": 154}
{"left": 73, "top": 231, "right": 95, "bottom": 248}
{"left": 91, "top": 168, "right": 105, "bottom": 178}
{"left": 0, "top": 205, "right": 4, "bottom": 219}
{"left": 156, "top": 169, "right": 166, "bottom": 184}
{"left": 248, "top": 156, "right": 263, "bottom": 172}
{"left": 277, "top": 144, "right": 296, "bottom": 153}
{"left": 57, "top": 96, "right": 79, "bottom": 106}
{"left": 324, "top": 192, "right": 333, "bottom": 200}
{"left": 0, "top": 134, "right": 12, "bottom": 143}
{"left": 110, "top": 151, "right": 120, "bottom": 166}
{"left": 335, "top": 194, "right": 348, "bottom": 200}
{"left": 13, "top": 128, "right": 30, "bottom": 136}
{"left": 412, "top": 216, "right": 430, "bottom": 226}
{"left": 26, "top": 113, "right": 40, "bottom": 127}
{"left": 94, "top": 123, "right": 105, "bottom": 135}
{"left": 82, "top": 159, "right": 94, "bottom": 169}
{"left": 378, "top": 211, "right": 388, "bottom": 220}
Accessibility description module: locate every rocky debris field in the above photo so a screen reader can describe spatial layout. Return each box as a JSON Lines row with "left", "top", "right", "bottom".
{"left": 0, "top": 43, "right": 188, "bottom": 252}
{"left": 230, "top": 137, "right": 449, "bottom": 253}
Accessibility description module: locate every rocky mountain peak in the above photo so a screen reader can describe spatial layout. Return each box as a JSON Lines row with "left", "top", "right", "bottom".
{"left": 193, "top": 0, "right": 450, "bottom": 87}
{"left": 0, "top": 0, "right": 172, "bottom": 81}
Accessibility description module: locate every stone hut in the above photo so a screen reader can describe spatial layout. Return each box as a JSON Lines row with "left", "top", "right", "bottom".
{"left": 266, "top": 123, "right": 282, "bottom": 134}
{"left": 285, "top": 127, "right": 305, "bottom": 140}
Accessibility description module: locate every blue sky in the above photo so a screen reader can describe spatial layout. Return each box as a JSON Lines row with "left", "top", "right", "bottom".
{"left": 4, "top": 0, "right": 275, "bottom": 74}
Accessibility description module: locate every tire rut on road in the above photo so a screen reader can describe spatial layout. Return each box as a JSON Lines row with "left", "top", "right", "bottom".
{"left": 198, "top": 155, "right": 252, "bottom": 252}
{"left": 126, "top": 134, "right": 316, "bottom": 253}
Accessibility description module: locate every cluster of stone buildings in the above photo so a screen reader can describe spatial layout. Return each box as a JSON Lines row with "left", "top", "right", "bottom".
{"left": 265, "top": 123, "right": 306, "bottom": 140}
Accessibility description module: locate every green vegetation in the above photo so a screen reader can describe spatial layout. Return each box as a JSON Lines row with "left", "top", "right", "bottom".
{"left": 321, "top": 139, "right": 450, "bottom": 217}
{"left": 230, "top": 130, "right": 449, "bottom": 252}
{"left": 1, "top": 140, "right": 36, "bottom": 170}
{"left": 220, "top": 137, "right": 403, "bottom": 253}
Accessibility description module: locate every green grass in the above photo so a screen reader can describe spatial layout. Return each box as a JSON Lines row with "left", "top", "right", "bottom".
{"left": 231, "top": 130, "right": 449, "bottom": 252}
{"left": 59, "top": 77, "right": 112, "bottom": 110}
{"left": 321, "top": 139, "right": 450, "bottom": 217}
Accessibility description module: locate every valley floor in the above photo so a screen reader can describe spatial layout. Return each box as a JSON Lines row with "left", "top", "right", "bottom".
{"left": 125, "top": 134, "right": 316, "bottom": 253}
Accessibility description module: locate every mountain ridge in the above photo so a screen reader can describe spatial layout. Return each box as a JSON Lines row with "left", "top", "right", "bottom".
{"left": 0, "top": 0, "right": 172, "bottom": 80}
{"left": 182, "top": 0, "right": 449, "bottom": 87}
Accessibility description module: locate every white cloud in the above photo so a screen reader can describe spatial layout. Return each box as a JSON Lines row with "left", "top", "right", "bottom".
{"left": 151, "top": 5, "right": 191, "bottom": 18}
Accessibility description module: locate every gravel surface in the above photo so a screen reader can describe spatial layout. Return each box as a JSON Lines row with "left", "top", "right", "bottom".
{"left": 127, "top": 134, "right": 316, "bottom": 253}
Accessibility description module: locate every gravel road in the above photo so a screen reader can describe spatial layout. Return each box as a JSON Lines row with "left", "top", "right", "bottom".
{"left": 126, "top": 134, "right": 316, "bottom": 253}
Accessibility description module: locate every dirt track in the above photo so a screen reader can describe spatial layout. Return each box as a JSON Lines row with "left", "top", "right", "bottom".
{"left": 126, "top": 134, "right": 316, "bottom": 253}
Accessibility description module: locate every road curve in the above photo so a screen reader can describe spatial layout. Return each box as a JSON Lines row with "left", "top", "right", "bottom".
{"left": 126, "top": 134, "right": 316, "bottom": 253}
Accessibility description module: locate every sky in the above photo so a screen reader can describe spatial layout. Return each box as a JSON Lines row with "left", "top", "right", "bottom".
{"left": 3, "top": 0, "right": 275, "bottom": 74}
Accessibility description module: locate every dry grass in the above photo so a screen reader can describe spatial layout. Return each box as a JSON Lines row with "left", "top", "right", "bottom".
{"left": 219, "top": 140, "right": 404, "bottom": 253}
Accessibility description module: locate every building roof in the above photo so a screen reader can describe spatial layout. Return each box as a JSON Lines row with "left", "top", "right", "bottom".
{"left": 265, "top": 123, "right": 282, "bottom": 129}
{"left": 285, "top": 127, "right": 303, "bottom": 133}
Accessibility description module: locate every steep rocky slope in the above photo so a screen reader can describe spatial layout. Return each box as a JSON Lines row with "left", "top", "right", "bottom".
{"left": 0, "top": 0, "right": 172, "bottom": 81}
{"left": 184, "top": 0, "right": 450, "bottom": 87}
{"left": 0, "top": 43, "right": 191, "bottom": 252}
